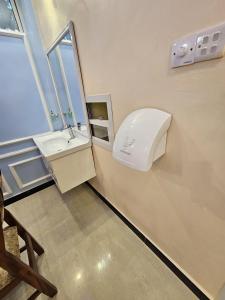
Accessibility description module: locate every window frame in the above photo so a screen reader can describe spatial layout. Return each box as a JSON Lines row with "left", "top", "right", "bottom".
{"left": 0, "top": 0, "right": 24, "bottom": 38}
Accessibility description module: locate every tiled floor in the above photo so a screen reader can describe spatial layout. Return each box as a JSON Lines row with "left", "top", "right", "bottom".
{"left": 4, "top": 184, "right": 197, "bottom": 299}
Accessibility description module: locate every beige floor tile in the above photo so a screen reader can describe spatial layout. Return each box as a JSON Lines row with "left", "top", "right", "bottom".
{"left": 4, "top": 184, "right": 197, "bottom": 300}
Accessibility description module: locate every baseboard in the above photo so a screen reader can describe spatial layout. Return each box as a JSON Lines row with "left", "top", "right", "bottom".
{"left": 86, "top": 182, "right": 210, "bottom": 300}
{"left": 4, "top": 180, "right": 55, "bottom": 207}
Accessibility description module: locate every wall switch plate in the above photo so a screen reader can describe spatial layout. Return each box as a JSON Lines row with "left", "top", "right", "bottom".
{"left": 171, "top": 34, "right": 197, "bottom": 68}
{"left": 171, "top": 22, "right": 225, "bottom": 68}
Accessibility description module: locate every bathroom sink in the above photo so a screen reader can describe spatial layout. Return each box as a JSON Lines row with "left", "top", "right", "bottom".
{"left": 33, "top": 129, "right": 91, "bottom": 161}
{"left": 43, "top": 137, "right": 69, "bottom": 153}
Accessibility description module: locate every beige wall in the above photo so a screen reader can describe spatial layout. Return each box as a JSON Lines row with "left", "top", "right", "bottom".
{"left": 32, "top": 0, "right": 225, "bottom": 298}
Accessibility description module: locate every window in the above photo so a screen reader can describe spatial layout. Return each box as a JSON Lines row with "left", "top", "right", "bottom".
{"left": 0, "top": 0, "right": 19, "bottom": 31}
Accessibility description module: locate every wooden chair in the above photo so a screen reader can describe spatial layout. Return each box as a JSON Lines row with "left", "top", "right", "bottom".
{"left": 0, "top": 171, "right": 57, "bottom": 299}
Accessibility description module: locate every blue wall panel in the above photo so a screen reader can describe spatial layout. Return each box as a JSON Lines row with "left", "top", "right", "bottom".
{"left": 0, "top": 34, "right": 52, "bottom": 199}
{"left": 15, "top": 157, "right": 48, "bottom": 184}
{"left": 0, "top": 1, "right": 58, "bottom": 200}
{"left": 0, "top": 148, "right": 49, "bottom": 198}
{"left": 0, "top": 140, "right": 36, "bottom": 155}
{"left": 0, "top": 35, "right": 49, "bottom": 142}
{"left": 17, "top": 0, "right": 64, "bottom": 131}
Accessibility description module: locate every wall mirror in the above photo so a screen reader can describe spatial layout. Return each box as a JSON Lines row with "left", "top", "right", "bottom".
{"left": 47, "top": 21, "right": 90, "bottom": 137}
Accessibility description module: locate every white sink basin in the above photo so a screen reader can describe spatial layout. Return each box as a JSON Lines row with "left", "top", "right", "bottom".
{"left": 33, "top": 129, "right": 91, "bottom": 161}
{"left": 43, "top": 137, "right": 68, "bottom": 153}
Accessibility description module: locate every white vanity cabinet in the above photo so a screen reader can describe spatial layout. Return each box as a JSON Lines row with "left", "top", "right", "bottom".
{"left": 44, "top": 147, "right": 95, "bottom": 193}
{"left": 34, "top": 130, "right": 96, "bottom": 194}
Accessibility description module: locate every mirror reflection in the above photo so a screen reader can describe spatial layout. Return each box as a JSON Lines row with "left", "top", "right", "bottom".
{"left": 47, "top": 25, "right": 88, "bottom": 134}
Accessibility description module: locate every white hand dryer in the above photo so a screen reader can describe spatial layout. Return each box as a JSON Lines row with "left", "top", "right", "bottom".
{"left": 112, "top": 108, "right": 172, "bottom": 171}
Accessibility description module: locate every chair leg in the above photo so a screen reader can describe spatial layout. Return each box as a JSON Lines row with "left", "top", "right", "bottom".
{"left": 27, "top": 290, "right": 41, "bottom": 300}
{"left": 0, "top": 278, "right": 21, "bottom": 299}
{"left": 25, "top": 233, "right": 38, "bottom": 272}
{"left": 0, "top": 252, "right": 58, "bottom": 298}
{"left": 29, "top": 234, "right": 44, "bottom": 256}
{"left": 20, "top": 245, "right": 27, "bottom": 253}
{"left": 4, "top": 209, "right": 44, "bottom": 255}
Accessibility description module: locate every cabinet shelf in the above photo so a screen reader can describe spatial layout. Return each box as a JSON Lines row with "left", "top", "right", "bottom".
{"left": 89, "top": 119, "right": 109, "bottom": 127}
{"left": 86, "top": 94, "right": 114, "bottom": 150}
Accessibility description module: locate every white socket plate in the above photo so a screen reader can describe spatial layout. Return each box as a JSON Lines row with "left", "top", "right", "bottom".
{"left": 171, "top": 22, "right": 225, "bottom": 68}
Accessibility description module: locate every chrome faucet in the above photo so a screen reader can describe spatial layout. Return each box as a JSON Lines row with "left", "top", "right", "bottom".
{"left": 67, "top": 125, "right": 76, "bottom": 140}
